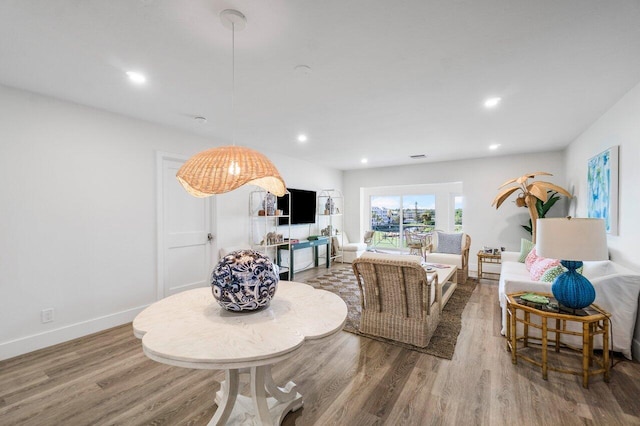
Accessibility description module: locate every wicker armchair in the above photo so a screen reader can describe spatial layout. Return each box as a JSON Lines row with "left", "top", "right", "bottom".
{"left": 352, "top": 252, "right": 440, "bottom": 347}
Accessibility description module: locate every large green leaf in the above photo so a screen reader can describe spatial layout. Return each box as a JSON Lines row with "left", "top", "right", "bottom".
{"left": 540, "top": 191, "right": 560, "bottom": 216}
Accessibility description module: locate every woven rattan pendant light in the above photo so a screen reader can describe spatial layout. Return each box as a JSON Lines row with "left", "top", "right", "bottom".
{"left": 176, "top": 9, "right": 286, "bottom": 197}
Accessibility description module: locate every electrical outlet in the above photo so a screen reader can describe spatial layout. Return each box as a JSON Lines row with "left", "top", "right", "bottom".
{"left": 41, "top": 308, "right": 54, "bottom": 323}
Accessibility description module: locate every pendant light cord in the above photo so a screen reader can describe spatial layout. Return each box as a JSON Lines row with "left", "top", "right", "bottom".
{"left": 231, "top": 21, "right": 236, "bottom": 146}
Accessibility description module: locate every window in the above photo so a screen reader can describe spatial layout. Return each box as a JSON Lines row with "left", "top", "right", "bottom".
{"left": 363, "top": 182, "right": 462, "bottom": 252}
{"left": 369, "top": 194, "right": 436, "bottom": 249}
{"left": 370, "top": 195, "right": 401, "bottom": 249}
{"left": 402, "top": 194, "right": 436, "bottom": 234}
{"left": 454, "top": 195, "right": 463, "bottom": 232}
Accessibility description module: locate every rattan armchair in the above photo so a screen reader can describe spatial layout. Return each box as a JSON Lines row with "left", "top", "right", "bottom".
{"left": 352, "top": 252, "right": 440, "bottom": 347}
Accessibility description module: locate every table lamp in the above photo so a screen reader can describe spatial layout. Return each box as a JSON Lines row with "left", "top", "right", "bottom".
{"left": 536, "top": 217, "right": 608, "bottom": 310}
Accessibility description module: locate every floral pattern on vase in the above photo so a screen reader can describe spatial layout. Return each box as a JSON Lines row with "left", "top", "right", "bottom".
{"left": 211, "top": 249, "right": 279, "bottom": 311}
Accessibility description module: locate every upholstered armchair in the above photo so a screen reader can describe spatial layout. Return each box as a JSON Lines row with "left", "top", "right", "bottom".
{"left": 352, "top": 252, "right": 440, "bottom": 347}
{"left": 335, "top": 232, "right": 367, "bottom": 263}
{"left": 425, "top": 231, "right": 471, "bottom": 282}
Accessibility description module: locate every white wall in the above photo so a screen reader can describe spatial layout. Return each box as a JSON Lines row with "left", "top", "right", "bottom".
{"left": 565, "top": 82, "right": 640, "bottom": 272}
{"left": 343, "top": 151, "right": 567, "bottom": 270}
{"left": 0, "top": 85, "right": 342, "bottom": 360}
{"left": 564, "top": 81, "right": 640, "bottom": 358}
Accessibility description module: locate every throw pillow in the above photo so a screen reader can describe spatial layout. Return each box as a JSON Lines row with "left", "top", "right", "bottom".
{"left": 435, "top": 232, "right": 463, "bottom": 254}
{"left": 530, "top": 257, "right": 561, "bottom": 281}
{"left": 518, "top": 239, "right": 535, "bottom": 263}
{"left": 539, "top": 265, "right": 564, "bottom": 282}
{"left": 524, "top": 247, "right": 540, "bottom": 271}
{"left": 539, "top": 264, "right": 585, "bottom": 282}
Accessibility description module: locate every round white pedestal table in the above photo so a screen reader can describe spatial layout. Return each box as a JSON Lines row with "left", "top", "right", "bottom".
{"left": 133, "top": 281, "right": 347, "bottom": 425}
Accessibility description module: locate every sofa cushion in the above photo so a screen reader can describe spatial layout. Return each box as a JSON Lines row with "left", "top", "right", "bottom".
{"left": 425, "top": 252, "right": 463, "bottom": 268}
{"left": 518, "top": 239, "right": 535, "bottom": 262}
{"left": 530, "top": 257, "right": 560, "bottom": 281}
{"left": 435, "top": 232, "right": 462, "bottom": 254}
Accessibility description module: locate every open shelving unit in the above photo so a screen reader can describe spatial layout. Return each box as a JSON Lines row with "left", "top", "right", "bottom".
{"left": 249, "top": 189, "right": 291, "bottom": 279}
{"left": 318, "top": 189, "right": 344, "bottom": 264}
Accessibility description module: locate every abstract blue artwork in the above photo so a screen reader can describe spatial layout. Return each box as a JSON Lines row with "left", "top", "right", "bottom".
{"left": 587, "top": 146, "right": 619, "bottom": 235}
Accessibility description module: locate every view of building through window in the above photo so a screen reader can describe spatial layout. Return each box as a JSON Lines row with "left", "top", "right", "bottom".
{"left": 370, "top": 194, "right": 436, "bottom": 249}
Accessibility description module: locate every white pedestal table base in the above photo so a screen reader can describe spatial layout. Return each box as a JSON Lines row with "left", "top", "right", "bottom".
{"left": 210, "top": 365, "right": 303, "bottom": 425}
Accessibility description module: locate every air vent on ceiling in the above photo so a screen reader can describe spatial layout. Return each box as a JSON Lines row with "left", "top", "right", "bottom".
{"left": 410, "top": 154, "right": 427, "bottom": 159}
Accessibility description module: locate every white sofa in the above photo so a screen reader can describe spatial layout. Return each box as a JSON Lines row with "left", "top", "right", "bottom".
{"left": 336, "top": 233, "right": 367, "bottom": 263}
{"left": 498, "top": 251, "right": 640, "bottom": 359}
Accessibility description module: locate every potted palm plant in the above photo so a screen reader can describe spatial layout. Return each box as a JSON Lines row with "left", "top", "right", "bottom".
{"left": 491, "top": 172, "right": 572, "bottom": 243}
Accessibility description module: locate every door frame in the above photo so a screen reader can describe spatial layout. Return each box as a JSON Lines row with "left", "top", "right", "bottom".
{"left": 156, "top": 151, "right": 216, "bottom": 300}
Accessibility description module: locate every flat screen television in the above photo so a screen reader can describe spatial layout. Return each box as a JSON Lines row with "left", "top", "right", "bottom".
{"left": 278, "top": 188, "right": 316, "bottom": 225}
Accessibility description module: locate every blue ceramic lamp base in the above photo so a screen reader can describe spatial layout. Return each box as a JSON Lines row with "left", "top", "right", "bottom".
{"left": 551, "top": 260, "right": 595, "bottom": 310}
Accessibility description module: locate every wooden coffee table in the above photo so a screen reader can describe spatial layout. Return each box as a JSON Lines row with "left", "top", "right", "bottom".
{"left": 133, "top": 281, "right": 347, "bottom": 425}
{"left": 424, "top": 263, "right": 458, "bottom": 312}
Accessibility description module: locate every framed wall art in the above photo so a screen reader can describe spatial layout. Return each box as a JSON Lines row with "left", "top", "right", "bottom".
{"left": 587, "top": 145, "right": 619, "bottom": 235}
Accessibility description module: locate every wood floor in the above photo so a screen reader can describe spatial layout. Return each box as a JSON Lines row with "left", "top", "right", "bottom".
{"left": 2, "top": 266, "right": 640, "bottom": 425}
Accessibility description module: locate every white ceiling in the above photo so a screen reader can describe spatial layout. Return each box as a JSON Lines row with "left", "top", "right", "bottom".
{"left": 2, "top": 1, "right": 640, "bottom": 170}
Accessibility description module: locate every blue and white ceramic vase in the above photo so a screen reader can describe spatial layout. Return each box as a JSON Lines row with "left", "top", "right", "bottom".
{"left": 211, "top": 249, "right": 279, "bottom": 312}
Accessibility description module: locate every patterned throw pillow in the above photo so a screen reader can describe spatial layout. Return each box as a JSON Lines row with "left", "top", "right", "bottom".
{"left": 539, "top": 264, "right": 584, "bottom": 282}
{"left": 435, "top": 232, "right": 463, "bottom": 254}
{"left": 518, "top": 239, "right": 535, "bottom": 263}
{"left": 530, "top": 257, "right": 561, "bottom": 281}
{"left": 524, "top": 247, "right": 540, "bottom": 271}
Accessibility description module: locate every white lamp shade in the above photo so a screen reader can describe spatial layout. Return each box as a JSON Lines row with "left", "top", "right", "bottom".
{"left": 536, "top": 218, "right": 608, "bottom": 261}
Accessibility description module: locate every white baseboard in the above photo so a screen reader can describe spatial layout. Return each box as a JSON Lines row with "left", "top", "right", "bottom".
{"left": 0, "top": 305, "right": 149, "bottom": 361}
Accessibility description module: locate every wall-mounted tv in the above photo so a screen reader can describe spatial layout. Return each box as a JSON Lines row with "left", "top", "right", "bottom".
{"left": 278, "top": 188, "right": 317, "bottom": 225}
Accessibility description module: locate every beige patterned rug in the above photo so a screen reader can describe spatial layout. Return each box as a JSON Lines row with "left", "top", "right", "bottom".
{"left": 301, "top": 265, "right": 477, "bottom": 360}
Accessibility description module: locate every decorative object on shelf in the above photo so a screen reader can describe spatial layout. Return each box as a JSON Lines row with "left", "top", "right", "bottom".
{"left": 263, "top": 192, "right": 277, "bottom": 216}
{"left": 325, "top": 197, "right": 335, "bottom": 215}
{"left": 536, "top": 217, "right": 608, "bottom": 310}
{"left": 588, "top": 146, "right": 619, "bottom": 235}
{"left": 491, "top": 172, "right": 571, "bottom": 243}
{"left": 211, "top": 249, "right": 279, "bottom": 311}
{"left": 321, "top": 225, "right": 334, "bottom": 236}
{"left": 261, "top": 232, "right": 284, "bottom": 246}
{"left": 175, "top": 10, "right": 286, "bottom": 198}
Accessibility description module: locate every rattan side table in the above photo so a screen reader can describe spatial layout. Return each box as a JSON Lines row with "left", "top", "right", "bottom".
{"left": 506, "top": 292, "right": 610, "bottom": 388}
{"left": 477, "top": 251, "right": 501, "bottom": 279}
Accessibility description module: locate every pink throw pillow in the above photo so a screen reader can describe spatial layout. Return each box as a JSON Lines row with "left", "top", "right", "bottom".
{"left": 530, "top": 258, "right": 561, "bottom": 281}
{"left": 524, "top": 247, "right": 540, "bottom": 271}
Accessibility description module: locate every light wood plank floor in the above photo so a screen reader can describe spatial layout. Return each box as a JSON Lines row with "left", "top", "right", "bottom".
{"left": 2, "top": 266, "right": 639, "bottom": 425}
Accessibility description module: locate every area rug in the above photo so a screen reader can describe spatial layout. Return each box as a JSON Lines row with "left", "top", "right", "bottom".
{"left": 301, "top": 266, "right": 477, "bottom": 360}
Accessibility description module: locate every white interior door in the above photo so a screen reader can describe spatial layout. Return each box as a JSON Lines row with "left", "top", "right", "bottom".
{"left": 157, "top": 153, "right": 214, "bottom": 299}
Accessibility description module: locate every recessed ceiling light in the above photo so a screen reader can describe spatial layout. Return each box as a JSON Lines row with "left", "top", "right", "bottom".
{"left": 194, "top": 116, "right": 207, "bottom": 124}
{"left": 297, "top": 134, "right": 308, "bottom": 142}
{"left": 484, "top": 97, "right": 501, "bottom": 108}
{"left": 361, "top": 158, "right": 368, "bottom": 164}
{"left": 126, "top": 71, "right": 146, "bottom": 84}
{"left": 489, "top": 143, "right": 501, "bottom": 150}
